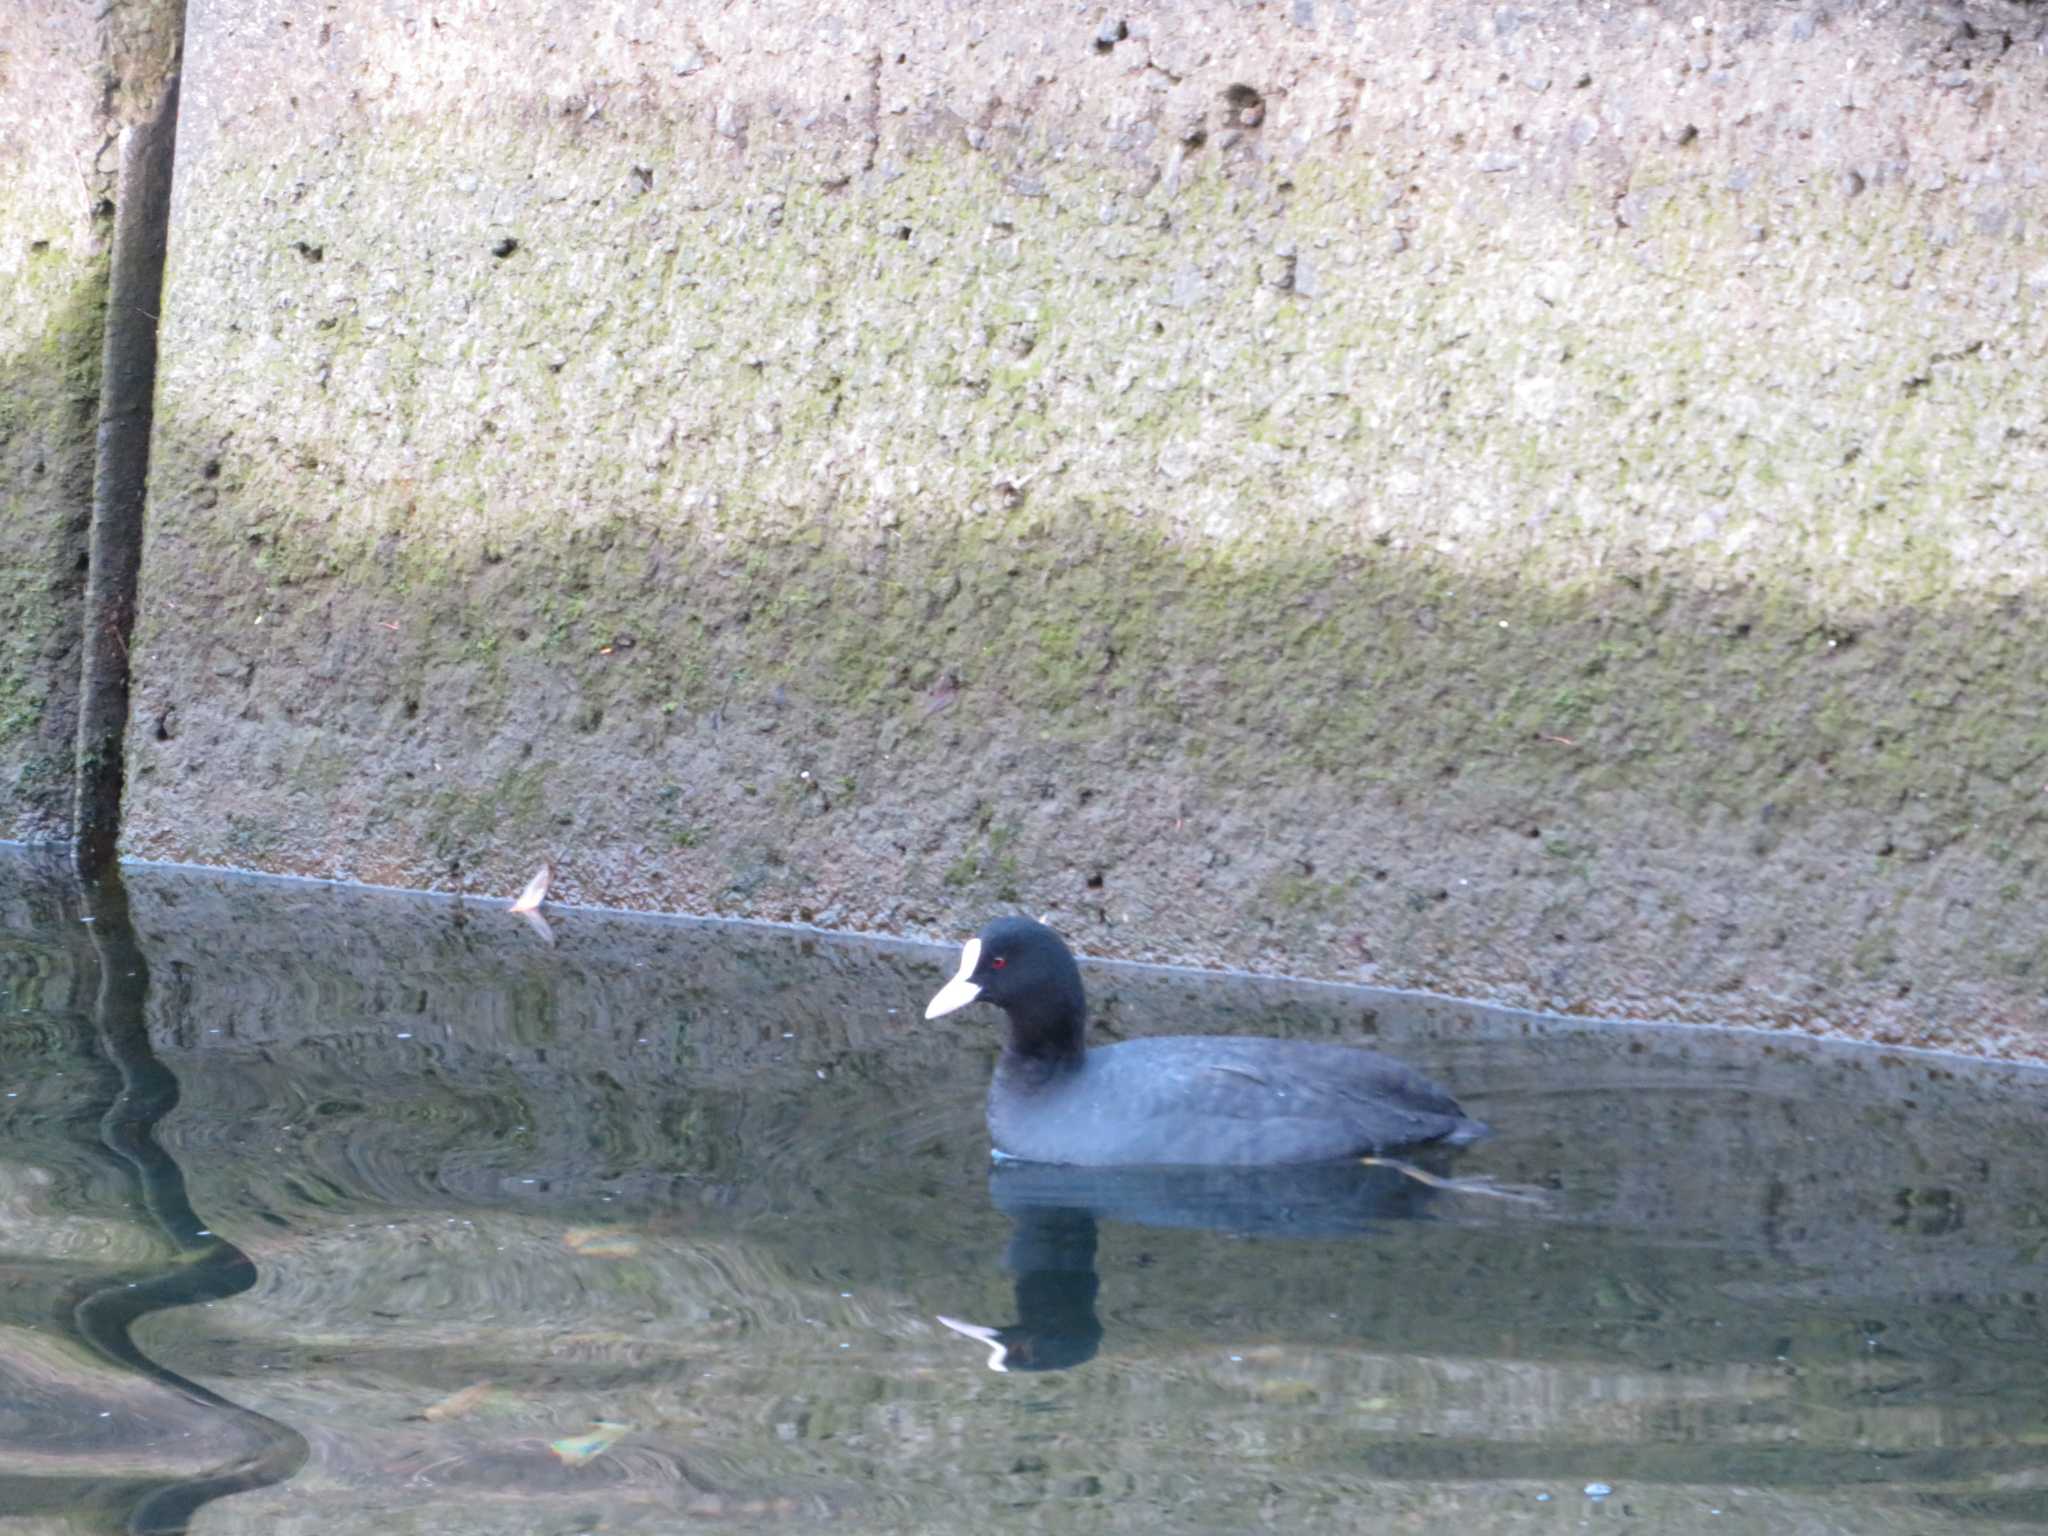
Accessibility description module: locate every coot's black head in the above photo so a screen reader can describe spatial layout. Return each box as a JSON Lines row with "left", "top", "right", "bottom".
{"left": 924, "top": 916, "right": 1088, "bottom": 1061}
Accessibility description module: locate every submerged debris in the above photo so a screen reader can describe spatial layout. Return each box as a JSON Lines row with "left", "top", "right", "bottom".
{"left": 550, "top": 1420, "right": 633, "bottom": 1467}
{"left": 419, "top": 1381, "right": 494, "bottom": 1422}
{"left": 563, "top": 1227, "right": 641, "bottom": 1258}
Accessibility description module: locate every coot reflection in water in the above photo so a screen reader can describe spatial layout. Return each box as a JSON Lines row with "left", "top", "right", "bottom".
{"left": 940, "top": 1158, "right": 1445, "bottom": 1372}
{"left": 0, "top": 851, "right": 2044, "bottom": 1535}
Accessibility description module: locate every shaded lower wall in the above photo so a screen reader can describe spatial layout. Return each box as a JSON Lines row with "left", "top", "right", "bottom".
{"left": 119, "top": 0, "right": 2048, "bottom": 1050}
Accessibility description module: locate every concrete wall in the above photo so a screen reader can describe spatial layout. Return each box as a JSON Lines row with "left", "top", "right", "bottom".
{"left": 102, "top": 0, "right": 2048, "bottom": 1048}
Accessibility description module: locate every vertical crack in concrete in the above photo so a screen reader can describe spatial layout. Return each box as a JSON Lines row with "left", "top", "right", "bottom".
{"left": 75, "top": 75, "right": 179, "bottom": 871}
{"left": 861, "top": 48, "right": 883, "bottom": 174}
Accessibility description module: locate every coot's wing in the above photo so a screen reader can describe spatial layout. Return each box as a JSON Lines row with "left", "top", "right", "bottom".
{"left": 1197, "top": 1051, "right": 1471, "bottom": 1151}
{"left": 1103, "top": 1038, "right": 1476, "bottom": 1161}
{"left": 1193, "top": 1039, "right": 1465, "bottom": 1106}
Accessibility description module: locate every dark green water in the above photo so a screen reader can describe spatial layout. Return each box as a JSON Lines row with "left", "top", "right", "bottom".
{"left": 1, "top": 850, "right": 2044, "bottom": 1535}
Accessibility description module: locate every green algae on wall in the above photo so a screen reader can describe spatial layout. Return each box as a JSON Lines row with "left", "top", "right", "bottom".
{"left": 157, "top": 137, "right": 2048, "bottom": 607}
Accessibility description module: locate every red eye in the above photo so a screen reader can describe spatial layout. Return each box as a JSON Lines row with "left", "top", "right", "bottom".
{"left": 991, "top": 956, "right": 1006, "bottom": 970}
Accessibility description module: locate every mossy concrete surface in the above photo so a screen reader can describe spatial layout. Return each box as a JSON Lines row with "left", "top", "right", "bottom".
{"left": 126, "top": 0, "right": 2048, "bottom": 1052}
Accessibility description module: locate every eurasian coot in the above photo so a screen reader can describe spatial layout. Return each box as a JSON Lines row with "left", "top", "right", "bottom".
{"left": 924, "top": 916, "right": 1486, "bottom": 1166}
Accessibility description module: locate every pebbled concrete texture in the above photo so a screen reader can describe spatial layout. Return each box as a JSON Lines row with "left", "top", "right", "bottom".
{"left": 123, "top": 0, "right": 2048, "bottom": 1053}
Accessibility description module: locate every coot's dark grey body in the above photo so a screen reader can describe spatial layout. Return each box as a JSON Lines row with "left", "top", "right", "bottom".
{"left": 925, "top": 916, "right": 1485, "bottom": 1167}
{"left": 987, "top": 1034, "right": 1478, "bottom": 1166}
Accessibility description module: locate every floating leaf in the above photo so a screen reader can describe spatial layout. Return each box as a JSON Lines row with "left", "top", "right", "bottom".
{"left": 509, "top": 862, "right": 553, "bottom": 914}
{"left": 550, "top": 1419, "right": 633, "bottom": 1467}
{"left": 421, "top": 1381, "right": 494, "bottom": 1422}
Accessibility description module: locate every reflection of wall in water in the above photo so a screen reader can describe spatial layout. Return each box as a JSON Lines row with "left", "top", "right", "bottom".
{"left": 124, "top": 866, "right": 2046, "bottom": 1304}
